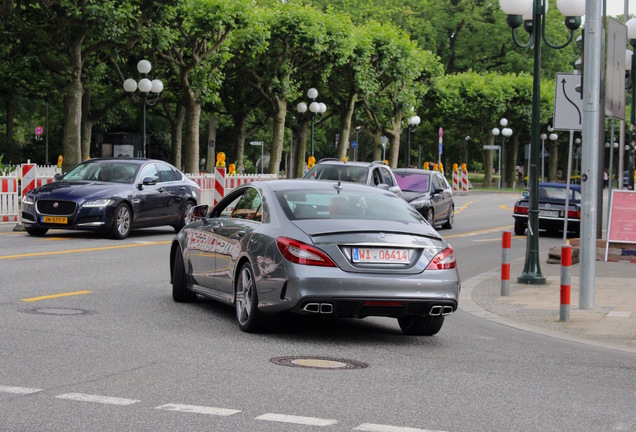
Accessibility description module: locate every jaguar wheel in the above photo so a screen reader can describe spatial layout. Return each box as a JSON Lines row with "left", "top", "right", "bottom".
{"left": 398, "top": 315, "right": 445, "bottom": 336}
{"left": 110, "top": 203, "right": 131, "bottom": 239}
{"left": 235, "top": 262, "right": 265, "bottom": 333}
{"left": 174, "top": 201, "right": 195, "bottom": 233}
{"left": 25, "top": 226, "right": 48, "bottom": 237}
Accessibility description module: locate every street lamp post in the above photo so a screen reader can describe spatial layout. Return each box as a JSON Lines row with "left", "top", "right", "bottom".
{"left": 250, "top": 141, "right": 264, "bottom": 174}
{"left": 500, "top": 0, "right": 584, "bottom": 285}
{"left": 407, "top": 114, "right": 421, "bottom": 167}
{"left": 574, "top": 137, "right": 581, "bottom": 181}
{"left": 492, "top": 118, "right": 512, "bottom": 190}
{"left": 123, "top": 60, "right": 163, "bottom": 158}
{"left": 548, "top": 131, "right": 558, "bottom": 182}
{"left": 540, "top": 132, "right": 547, "bottom": 181}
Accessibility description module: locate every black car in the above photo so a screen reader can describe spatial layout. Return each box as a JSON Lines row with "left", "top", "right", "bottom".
{"left": 21, "top": 158, "right": 200, "bottom": 239}
{"left": 393, "top": 168, "right": 454, "bottom": 229}
{"left": 512, "top": 182, "right": 581, "bottom": 237}
{"left": 303, "top": 159, "right": 402, "bottom": 196}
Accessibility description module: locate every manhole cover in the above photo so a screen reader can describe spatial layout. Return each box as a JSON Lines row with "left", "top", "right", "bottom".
{"left": 20, "top": 307, "right": 94, "bottom": 316}
{"left": 270, "top": 356, "right": 368, "bottom": 370}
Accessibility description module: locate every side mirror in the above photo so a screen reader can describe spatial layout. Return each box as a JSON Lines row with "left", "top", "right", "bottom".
{"left": 191, "top": 205, "right": 209, "bottom": 220}
{"left": 53, "top": 173, "right": 63, "bottom": 181}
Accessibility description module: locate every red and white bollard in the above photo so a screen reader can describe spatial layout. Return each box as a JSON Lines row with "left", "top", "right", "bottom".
{"left": 501, "top": 231, "right": 511, "bottom": 296}
{"left": 560, "top": 244, "right": 571, "bottom": 322}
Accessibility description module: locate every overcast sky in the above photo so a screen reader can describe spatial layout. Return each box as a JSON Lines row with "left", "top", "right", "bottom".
{"left": 606, "top": 0, "right": 632, "bottom": 17}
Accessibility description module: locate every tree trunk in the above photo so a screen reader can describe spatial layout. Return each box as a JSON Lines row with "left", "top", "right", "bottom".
{"left": 387, "top": 119, "right": 401, "bottom": 169}
{"left": 183, "top": 91, "right": 201, "bottom": 174}
{"left": 206, "top": 114, "right": 217, "bottom": 173}
{"left": 372, "top": 131, "right": 383, "bottom": 162}
{"left": 232, "top": 114, "right": 247, "bottom": 174}
{"left": 81, "top": 87, "right": 92, "bottom": 160}
{"left": 337, "top": 93, "right": 357, "bottom": 160}
{"left": 61, "top": 40, "right": 83, "bottom": 172}
{"left": 171, "top": 104, "right": 185, "bottom": 170}
{"left": 267, "top": 96, "right": 286, "bottom": 175}
{"left": 294, "top": 121, "right": 309, "bottom": 178}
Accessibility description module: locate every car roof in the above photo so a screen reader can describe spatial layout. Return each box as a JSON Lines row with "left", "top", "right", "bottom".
{"left": 313, "top": 159, "right": 388, "bottom": 168}
{"left": 539, "top": 182, "right": 581, "bottom": 191}
{"left": 250, "top": 179, "right": 387, "bottom": 194}
{"left": 80, "top": 158, "right": 168, "bottom": 167}
{"left": 393, "top": 168, "right": 437, "bottom": 175}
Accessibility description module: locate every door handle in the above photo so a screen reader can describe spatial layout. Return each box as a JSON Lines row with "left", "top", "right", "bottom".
{"left": 158, "top": 187, "right": 166, "bottom": 193}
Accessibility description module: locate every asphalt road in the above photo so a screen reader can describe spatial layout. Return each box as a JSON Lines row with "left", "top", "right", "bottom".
{"left": 1, "top": 192, "right": 635, "bottom": 432}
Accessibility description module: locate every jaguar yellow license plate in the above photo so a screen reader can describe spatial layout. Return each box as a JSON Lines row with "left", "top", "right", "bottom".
{"left": 352, "top": 248, "right": 410, "bottom": 264}
{"left": 41, "top": 216, "right": 68, "bottom": 224}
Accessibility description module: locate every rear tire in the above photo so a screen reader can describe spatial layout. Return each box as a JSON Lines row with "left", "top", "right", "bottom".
{"left": 514, "top": 220, "right": 526, "bottom": 236}
{"left": 442, "top": 205, "right": 454, "bottom": 229}
{"left": 235, "top": 262, "right": 265, "bottom": 333}
{"left": 174, "top": 201, "right": 195, "bottom": 233}
{"left": 25, "top": 226, "right": 48, "bottom": 237}
{"left": 172, "top": 248, "right": 197, "bottom": 303}
{"left": 425, "top": 208, "right": 434, "bottom": 226}
{"left": 398, "top": 315, "right": 445, "bottom": 336}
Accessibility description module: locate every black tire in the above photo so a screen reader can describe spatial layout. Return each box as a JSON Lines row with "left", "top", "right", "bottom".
{"left": 398, "top": 315, "right": 445, "bottom": 336}
{"left": 425, "top": 208, "right": 434, "bottom": 226}
{"left": 174, "top": 201, "right": 195, "bottom": 233}
{"left": 110, "top": 203, "right": 132, "bottom": 239}
{"left": 514, "top": 220, "right": 526, "bottom": 236}
{"left": 235, "top": 262, "right": 265, "bottom": 333}
{"left": 172, "top": 248, "right": 197, "bottom": 303}
{"left": 25, "top": 226, "right": 48, "bottom": 237}
{"left": 442, "top": 205, "right": 454, "bottom": 229}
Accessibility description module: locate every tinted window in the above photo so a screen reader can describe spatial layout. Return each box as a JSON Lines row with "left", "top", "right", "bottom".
{"left": 305, "top": 164, "right": 369, "bottom": 183}
{"left": 379, "top": 167, "right": 394, "bottom": 186}
{"left": 394, "top": 172, "right": 430, "bottom": 193}
{"left": 230, "top": 187, "right": 262, "bottom": 222}
{"left": 139, "top": 164, "right": 159, "bottom": 184}
{"left": 278, "top": 188, "right": 422, "bottom": 223}
{"left": 157, "top": 163, "right": 180, "bottom": 182}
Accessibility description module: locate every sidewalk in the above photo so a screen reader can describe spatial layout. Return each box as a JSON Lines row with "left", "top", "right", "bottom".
{"left": 461, "top": 250, "right": 636, "bottom": 354}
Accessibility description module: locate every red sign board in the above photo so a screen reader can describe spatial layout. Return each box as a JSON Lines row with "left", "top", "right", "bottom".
{"left": 35, "top": 125, "right": 43, "bottom": 136}
{"left": 607, "top": 190, "right": 636, "bottom": 243}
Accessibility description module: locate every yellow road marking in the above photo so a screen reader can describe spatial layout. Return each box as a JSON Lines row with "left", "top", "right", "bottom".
{"left": 454, "top": 200, "right": 478, "bottom": 215}
{"left": 500, "top": 204, "right": 511, "bottom": 210}
{"left": 0, "top": 240, "right": 170, "bottom": 260}
{"left": 444, "top": 225, "right": 513, "bottom": 239}
{"left": 22, "top": 290, "right": 93, "bottom": 302}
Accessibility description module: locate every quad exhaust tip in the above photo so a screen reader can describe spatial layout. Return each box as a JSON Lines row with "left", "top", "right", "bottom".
{"left": 430, "top": 305, "right": 454, "bottom": 316}
{"left": 303, "top": 303, "right": 333, "bottom": 314}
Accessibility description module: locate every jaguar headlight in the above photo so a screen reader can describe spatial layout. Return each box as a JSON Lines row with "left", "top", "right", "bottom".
{"left": 82, "top": 198, "right": 112, "bottom": 208}
{"left": 22, "top": 195, "right": 34, "bottom": 205}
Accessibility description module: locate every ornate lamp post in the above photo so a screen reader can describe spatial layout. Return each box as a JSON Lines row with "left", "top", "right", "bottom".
{"left": 296, "top": 88, "right": 326, "bottom": 159}
{"left": 499, "top": 0, "right": 584, "bottom": 284}
{"left": 123, "top": 60, "right": 163, "bottom": 158}
{"left": 407, "top": 114, "right": 421, "bottom": 167}
{"left": 492, "top": 118, "right": 512, "bottom": 189}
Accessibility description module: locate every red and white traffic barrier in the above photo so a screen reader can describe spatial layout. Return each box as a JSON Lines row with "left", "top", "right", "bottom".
{"left": 560, "top": 244, "right": 571, "bottom": 322}
{"left": 501, "top": 230, "right": 511, "bottom": 296}
{"left": 461, "top": 163, "right": 469, "bottom": 192}
{"left": 452, "top": 164, "right": 459, "bottom": 192}
{"left": 21, "top": 162, "right": 36, "bottom": 199}
{"left": 0, "top": 176, "right": 19, "bottom": 223}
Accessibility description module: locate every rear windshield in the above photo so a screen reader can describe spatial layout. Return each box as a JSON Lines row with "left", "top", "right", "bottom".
{"left": 394, "top": 172, "right": 430, "bottom": 193}
{"left": 539, "top": 186, "right": 581, "bottom": 201}
{"left": 304, "top": 165, "right": 368, "bottom": 183}
{"left": 276, "top": 188, "right": 422, "bottom": 223}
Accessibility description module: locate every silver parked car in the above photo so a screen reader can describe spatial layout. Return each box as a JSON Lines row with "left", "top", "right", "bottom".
{"left": 169, "top": 180, "right": 460, "bottom": 336}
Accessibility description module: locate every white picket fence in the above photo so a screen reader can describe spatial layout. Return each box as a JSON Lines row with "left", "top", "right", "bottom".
{"left": 0, "top": 165, "right": 277, "bottom": 224}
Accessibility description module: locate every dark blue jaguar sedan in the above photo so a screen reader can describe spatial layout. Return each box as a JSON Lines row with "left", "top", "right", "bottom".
{"left": 21, "top": 158, "right": 200, "bottom": 239}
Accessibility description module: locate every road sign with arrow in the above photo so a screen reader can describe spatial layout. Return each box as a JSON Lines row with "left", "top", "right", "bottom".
{"left": 553, "top": 73, "right": 583, "bottom": 131}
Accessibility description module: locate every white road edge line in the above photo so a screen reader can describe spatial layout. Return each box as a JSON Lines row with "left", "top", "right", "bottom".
{"left": 155, "top": 403, "right": 241, "bottom": 416}
{"left": 255, "top": 413, "right": 337, "bottom": 426}
{"left": 354, "top": 423, "right": 447, "bottom": 432}
{"left": 55, "top": 393, "right": 140, "bottom": 405}
{"left": 0, "top": 385, "right": 42, "bottom": 395}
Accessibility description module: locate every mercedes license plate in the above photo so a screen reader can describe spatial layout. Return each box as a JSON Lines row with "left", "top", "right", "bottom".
{"left": 41, "top": 216, "right": 68, "bottom": 224}
{"left": 539, "top": 210, "right": 559, "bottom": 218}
{"left": 352, "top": 248, "right": 410, "bottom": 264}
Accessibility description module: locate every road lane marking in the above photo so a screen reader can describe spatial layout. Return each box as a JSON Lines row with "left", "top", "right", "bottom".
{"left": 56, "top": 393, "right": 140, "bottom": 405}
{"left": 0, "top": 385, "right": 42, "bottom": 395}
{"left": 0, "top": 240, "right": 170, "bottom": 260}
{"left": 156, "top": 403, "right": 241, "bottom": 416}
{"left": 444, "top": 225, "right": 512, "bottom": 239}
{"left": 355, "top": 424, "right": 446, "bottom": 432}
{"left": 453, "top": 200, "right": 478, "bottom": 215}
{"left": 255, "top": 413, "right": 337, "bottom": 426}
{"left": 21, "top": 290, "right": 93, "bottom": 302}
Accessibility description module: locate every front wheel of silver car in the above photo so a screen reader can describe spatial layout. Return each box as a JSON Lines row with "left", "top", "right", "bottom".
{"left": 235, "top": 262, "right": 264, "bottom": 333}
{"left": 172, "top": 248, "right": 197, "bottom": 303}
{"left": 398, "top": 315, "right": 444, "bottom": 336}
{"left": 110, "top": 203, "right": 131, "bottom": 239}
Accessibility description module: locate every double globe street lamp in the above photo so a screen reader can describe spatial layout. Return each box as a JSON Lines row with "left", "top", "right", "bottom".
{"left": 492, "top": 118, "right": 512, "bottom": 190}
{"left": 499, "top": 0, "right": 584, "bottom": 284}
{"left": 407, "top": 113, "right": 421, "bottom": 167}
{"left": 296, "top": 88, "right": 326, "bottom": 159}
{"left": 123, "top": 60, "right": 163, "bottom": 158}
